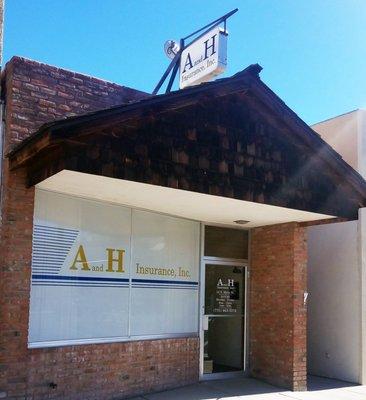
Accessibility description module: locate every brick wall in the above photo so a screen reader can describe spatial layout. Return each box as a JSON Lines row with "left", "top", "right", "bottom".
{"left": 0, "top": 56, "right": 310, "bottom": 398}
{"left": 2, "top": 56, "right": 147, "bottom": 153}
{"left": 249, "top": 222, "right": 307, "bottom": 391}
{"left": 6, "top": 337, "right": 198, "bottom": 399}
{"left": 0, "top": 58, "right": 200, "bottom": 399}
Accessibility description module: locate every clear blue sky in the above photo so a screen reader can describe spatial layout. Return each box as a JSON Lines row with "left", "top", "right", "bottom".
{"left": 3, "top": 0, "right": 366, "bottom": 124}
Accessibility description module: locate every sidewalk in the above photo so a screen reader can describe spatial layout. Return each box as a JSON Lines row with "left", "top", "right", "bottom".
{"left": 130, "top": 376, "right": 366, "bottom": 400}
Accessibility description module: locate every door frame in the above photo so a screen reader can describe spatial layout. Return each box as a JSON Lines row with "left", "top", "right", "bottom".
{"left": 199, "top": 224, "right": 249, "bottom": 381}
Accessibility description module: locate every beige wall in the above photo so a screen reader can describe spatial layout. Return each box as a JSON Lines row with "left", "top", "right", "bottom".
{"left": 312, "top": 109, "right": 366, "bottom": 178}
{"left": 312, "top": 110, "right": 359, "bottom": 172}
{"left": 311, "top": 111, "right": 366, "bottom": 384}
{"left": 307, "top": 220, "right": 361, "bottom": 383}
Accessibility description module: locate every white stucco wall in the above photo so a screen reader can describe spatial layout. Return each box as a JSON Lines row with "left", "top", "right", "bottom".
{"left": 307, "top": 220, "right": 361, "bottom": 383}
{"left": 360, "top": 208, "right": 366, "bottom": 384}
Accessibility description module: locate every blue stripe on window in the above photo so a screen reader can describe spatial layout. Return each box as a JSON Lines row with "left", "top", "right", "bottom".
{"left": 32, "top": 274, "right": 129, "bottom": 283}
{"left": 32, "top": 283, "right": 127, "bottom": 288}
{"left": 34, "top": 224, "right": 79, "bottom": 234}
{"left": 132, "top": 278, "right": 198, "bottom": 285}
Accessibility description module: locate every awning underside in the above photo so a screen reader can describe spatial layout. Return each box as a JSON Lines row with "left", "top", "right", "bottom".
{"left": 37, "top": 170, "right": 334, "bottom": 228}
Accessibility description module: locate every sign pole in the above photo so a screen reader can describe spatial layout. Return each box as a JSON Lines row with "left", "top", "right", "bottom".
{"left": 165, "top": 39, "right": 184, "bottom": 93}
{"left": 152, "top": 51, "right": 182, "bottom": 95}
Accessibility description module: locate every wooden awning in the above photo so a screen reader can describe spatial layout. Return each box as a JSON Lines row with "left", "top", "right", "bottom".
{"left": 7, "top": 64, "right": 366, "bottom": 219}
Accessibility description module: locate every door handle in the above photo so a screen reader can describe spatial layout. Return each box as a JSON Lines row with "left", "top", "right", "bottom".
{"left": 202, "top": 315, "right": 209, "bottom": 331}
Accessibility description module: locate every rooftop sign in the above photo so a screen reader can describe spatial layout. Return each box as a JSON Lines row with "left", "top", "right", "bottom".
{"left": 179, "top": 27, "right": 227, "bottom": 89}
{"left": 152, "top": 8, "right": 237, "bottom": 95}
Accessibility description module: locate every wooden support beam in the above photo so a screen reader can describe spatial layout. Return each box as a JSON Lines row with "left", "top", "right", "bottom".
{"left": 8, "top": 132, "right": 52, "bottom": 170}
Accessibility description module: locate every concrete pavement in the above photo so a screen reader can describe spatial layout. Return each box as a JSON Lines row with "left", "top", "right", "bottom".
{"left": 130, "top": 376, "right": 366, "bottom": 400}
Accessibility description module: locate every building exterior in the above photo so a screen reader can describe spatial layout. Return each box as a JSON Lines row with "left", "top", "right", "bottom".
{"left": 306, "top": 111, "right": 366, "bottom": 384}
{"left": 313, "top": 109, "right": 366, "bottom": 178}
{"left": 1, "top": 56, "right": 366, "bottom": 399}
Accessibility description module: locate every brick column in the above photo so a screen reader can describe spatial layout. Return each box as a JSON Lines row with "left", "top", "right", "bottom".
{"left": 249, "top": 222, "right": 307, "bottom": 391}
{"left": 0, "top": 166, "right": 35, "bottom": 398}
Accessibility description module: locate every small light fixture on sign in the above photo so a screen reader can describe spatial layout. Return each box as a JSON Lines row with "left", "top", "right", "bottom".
{"left": 164, "top": 40, "right": 180, "bottom": 60}
{"left": 234, "top": 220, "right": 249, "bottom": 225}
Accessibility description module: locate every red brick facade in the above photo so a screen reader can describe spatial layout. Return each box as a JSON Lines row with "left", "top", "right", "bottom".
{"left": 0, "top": 57, "right": 199, "bottom": 399}
{"left": 1, "top": 57, "right": 309, "bottom": 399}
{"left": 249, "top": 223, "right": 307, "bottom": 390}
{"left": 3, "top": 337, "right": 198, "bottom": 399}
{"left": 1, "top": 56, "right": 147, "bottom": 152}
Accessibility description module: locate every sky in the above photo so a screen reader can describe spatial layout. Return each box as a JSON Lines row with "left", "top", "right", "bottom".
{"left": 3, "top": 0, "right": 366, "bottom": 124}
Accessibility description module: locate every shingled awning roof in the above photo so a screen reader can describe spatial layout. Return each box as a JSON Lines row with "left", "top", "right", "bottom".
{"left": 7, "top": 64, "right": 366, "bottom": 219}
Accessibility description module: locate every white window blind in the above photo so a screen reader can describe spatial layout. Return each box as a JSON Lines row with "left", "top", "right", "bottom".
{"left": 29, "top": 190, "right": 199, "bottom": 348}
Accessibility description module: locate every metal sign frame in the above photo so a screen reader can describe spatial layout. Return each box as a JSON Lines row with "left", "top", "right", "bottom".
{"left": 152, "top": 8, "right": 238, "bottom": 95}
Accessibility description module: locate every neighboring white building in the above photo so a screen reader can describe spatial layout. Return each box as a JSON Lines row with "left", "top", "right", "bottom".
{"left": 307, "top": 110, "right": 366, "bottom": 384}
{"left": 312, "top": 109, "right": 366, "bottom": 178}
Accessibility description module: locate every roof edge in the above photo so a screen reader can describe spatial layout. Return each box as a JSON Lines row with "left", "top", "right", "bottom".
{"left": 4, "top": 56, "right": 148, "bottom": 94}
{"left": 311, "top": 109, "right": 361, "bottom": 127}
{"left": 7, "top": 66, "right": 258, "bottom": 158}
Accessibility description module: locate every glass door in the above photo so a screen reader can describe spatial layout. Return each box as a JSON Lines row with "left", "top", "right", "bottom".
{"left": 201, "top": 262, "right": 247, "bottom": 378}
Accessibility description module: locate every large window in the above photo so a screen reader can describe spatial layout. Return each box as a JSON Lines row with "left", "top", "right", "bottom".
{"left": 29, "top": 190, "right": 200, "bottom": 348}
